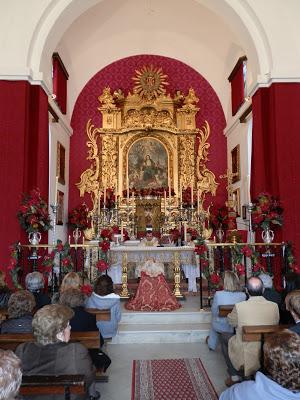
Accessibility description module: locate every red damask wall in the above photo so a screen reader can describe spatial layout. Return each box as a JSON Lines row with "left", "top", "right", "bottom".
{"left": 70, "top": 55, "right": 227, "bottom": 211}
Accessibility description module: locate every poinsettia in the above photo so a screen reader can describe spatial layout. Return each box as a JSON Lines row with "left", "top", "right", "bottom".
{"left": 42, "top": 240, "right": 73, "bottom": 274}
{"left": 209, "top": 205, "right": 229, "bottom": 231}
{"left": 68, "top": 204, "right": 90, "bottom": 230}
{"left": 252, "top": 192, "right": 283, "bottom": 230}
{"left": 17, "top": 188, "right": 52, "bottom": 233}
{"left": 96, "top": 260, "right": 109, "bottom": 272}
{"left": 81, "top": 284, "right": 93, "bottom": 296}
{"left": 99, "top": 240, "right": 110, "bottom": 253}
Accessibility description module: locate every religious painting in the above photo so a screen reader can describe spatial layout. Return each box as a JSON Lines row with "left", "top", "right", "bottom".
{"left": 135, "top": 198, "right": 162, "bottom": 233}
{"left": 232, "top": 188, "right": 241, "bottom": 217}
{"left": 56, "top": 190, "right": 64, "bottom": 225}
{"left": 128, "top": 138, "right": 168, "bottom": 189}
{"left": 231, "top": 145, "right": 240, "bottom": 183}
{"left": 56, "top": 142, "right": 65, "bottom": 185}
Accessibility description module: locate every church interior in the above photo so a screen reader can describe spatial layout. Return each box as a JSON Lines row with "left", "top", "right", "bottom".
{"left": 1, "top": 1, "right": 300, "bottom": 399}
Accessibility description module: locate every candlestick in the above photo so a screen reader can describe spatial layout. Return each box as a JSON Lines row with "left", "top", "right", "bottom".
{"left": 55, "top": 176, "right": 58, "bottom": 205}
{"left": 121, "top": 222, "right": 124, "bottom": 241}
{"left": 184, "top": 222, "right": 187, "bottom": 243}
{"left": 191, "top": 180, "right": 194, "bottom": 206}
{"left": 164, "top": 190, "right": 167, "bottom": 214}
{"left": 68, "top": 235, "right": 71, "bottom": 244}
{"left": 197, "top": 189, "right": 200, "bottom": 214}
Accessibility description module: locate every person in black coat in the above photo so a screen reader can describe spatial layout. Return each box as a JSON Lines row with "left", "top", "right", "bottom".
{"left": 286, "top": 291, "right": 300, "bottom": 334}
{"left": 59, "top": 288, "right": 111, "bottom": 372}
{"left": 25, "top": 271, "right": 51, "bottom": 309}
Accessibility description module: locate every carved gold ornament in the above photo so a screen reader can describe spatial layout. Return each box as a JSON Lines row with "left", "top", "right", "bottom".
{"left": 132, "top": 65, "right": 169, "bottom": 101}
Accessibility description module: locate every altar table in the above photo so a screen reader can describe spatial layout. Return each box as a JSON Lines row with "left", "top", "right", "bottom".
{"left": 109, "top": 246, "right": 197, "bottom": 298}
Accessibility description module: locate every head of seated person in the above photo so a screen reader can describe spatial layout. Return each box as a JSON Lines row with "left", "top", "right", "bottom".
{"left": 246, "top": 276, "right": 264, "bottom": 297}
{"left": 0, "top": 270, "right": 11, "bottom": 308}
{"left": 0, "top": 349, "right": 22, "bottom": 400}
{"left": 8, "top": 290, "right": 35, "bottom": 319}
{"left": 94, "top": 275, "right": 114, "bottom": 297}
{"left": 288, "top": 292, "right": 300, "bottom": 322}
{"left": 60, "top": 272, "right": 82, "bottom": 293}
{"left": 145, "top": 231, "right": 154, "bottom": 242}
{"left": 25, "top": 271, "right": 45, "bottom": 293}
{"left": 223, "top": 271, "right": 242, "bottom": 292}
{"left": 59, "top": 288, "right": 86, "bottom": 309}
{"left": 264, "top": 330, "right": 300, "bottom": 392}
{"left": 32, "top": 304, "right": 73, "bottom": 345}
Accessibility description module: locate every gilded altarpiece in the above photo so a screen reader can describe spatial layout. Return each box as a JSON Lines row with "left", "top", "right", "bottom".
{"left": 77, "top": 66, "right": 218, "bottom": 236}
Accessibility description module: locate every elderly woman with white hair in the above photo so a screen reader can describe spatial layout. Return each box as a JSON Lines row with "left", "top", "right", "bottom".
{"left": 0, "top": 349, "right": 22, "bottom": 400}
{"left": 15, "top": 304, "right": 99, "bottom": 400}
{"left": 25, "top": 271, "right": 51, "bottom": 309}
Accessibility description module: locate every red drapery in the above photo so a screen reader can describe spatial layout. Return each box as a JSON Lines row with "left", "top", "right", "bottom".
{"left": 229, "top": 58, "right": 246, "bottom": 116}
{"left": 0, "top": 81, "right": 49, "bottom": 270}
{"left": 251, "top": 83, "right": 300, "bottom": 286}
{"left": 53, "top": 53, "right": 69, "bottom": 114}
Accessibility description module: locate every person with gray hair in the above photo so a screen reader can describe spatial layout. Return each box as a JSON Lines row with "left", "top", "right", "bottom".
{"left": 0, "top": 349, "right": 22, "bottom": 400}
{"left": 25, "top": 271, "right": 51, "bottom": 309}
{"left": 221, "top": 276, "right": 279, "bottom": 387}
{"left": 15, "top": 304, "right": 99, "bottom": 400}
{"left": 259, "top": 273, "right": 282, "bottom": 307}
{"left": 0, "top": 290, "right": 35, "bottom": 333}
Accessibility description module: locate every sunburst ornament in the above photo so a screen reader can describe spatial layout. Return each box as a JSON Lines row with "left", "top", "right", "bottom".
{"left": 132, "top": 65, "right": 169, "bottom": 101}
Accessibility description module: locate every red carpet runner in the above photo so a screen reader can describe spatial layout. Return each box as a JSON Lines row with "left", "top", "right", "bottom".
{"left": 132, "top": 358, "right": 218, "bottom": 400}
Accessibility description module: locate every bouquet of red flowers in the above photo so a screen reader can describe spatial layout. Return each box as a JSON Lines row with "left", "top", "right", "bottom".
{"left": 68, "top": 204, "right": 90, "bottom": 230}
{"left": 209, "top": 205, "right": 229, "bottom": 231}
{"left": 252, "top": 192, "right": 283, "bottom": 230}
{"left": 17, "top": 188, "right": 52, "bottom": 233}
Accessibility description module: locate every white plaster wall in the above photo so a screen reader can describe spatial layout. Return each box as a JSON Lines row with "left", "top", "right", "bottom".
{"left": 49, "top": 118, "right": 70, "bottom": 244}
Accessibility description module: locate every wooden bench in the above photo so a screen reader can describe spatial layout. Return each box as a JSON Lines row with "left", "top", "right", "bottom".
{"left": 218, "top": 305, "right": 234, "bottom": 317}
{"left": 20, "top": 374, "right": 85, "bottom": 400}
{"left": 242, "top": 324, "right": 289, "bottom": 342}
{"left": 0, "top": 331, "right": 100, "bottom": 351}
{"left": 86, "top": 308, "right": 111, "bottom": 322}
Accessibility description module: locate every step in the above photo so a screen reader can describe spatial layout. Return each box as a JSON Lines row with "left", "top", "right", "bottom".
{"left": 110, "top": 322, "right": 210, "bottom": 344}
{"left": 120, "top": 310, "right": 211, "bottom": 325}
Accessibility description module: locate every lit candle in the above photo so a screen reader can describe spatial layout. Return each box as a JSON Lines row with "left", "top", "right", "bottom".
{"left": 191, "top": 180, "right": 194, "bottom": 206}
{"left": 54, "top": 176, "right": 58, "bottom": 205}
{"left": 184, "top": 222, "right": 187, "bottom": 243}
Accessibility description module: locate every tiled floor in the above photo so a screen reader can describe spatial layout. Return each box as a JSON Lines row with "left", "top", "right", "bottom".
{"left": 96, "top": 342, "right": 227, "bottom": 399}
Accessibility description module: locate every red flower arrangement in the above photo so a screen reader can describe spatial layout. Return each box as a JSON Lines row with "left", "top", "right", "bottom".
{"left": 42, "top": 240, "right": 73, "bottom": 274}
{"left": 100, "top": 226, "right": 129, "bottom": 241}
{"left": 122, "top": 187, "right": 175, "bottom": 198}
{"left": 209, "top": 205, "right": 229, "bottom": 231}
{"left": 96, "top": 259, "right": 109, "bottom": 272}
{"left": 99, "top": 240, "right": 110, "bottom": 253}
{"left": 17, "top": 188, "right": 52, "bottom": 233}
{"left": 169, "top": 228, "right": 181, "bottom": 242}
{"left": 81, "top": 284, "right": 93, "bottom": 296}
{"left": 68, "top": 204, "right": 90, "bottom": 230}
{"left": 252, "top": 192, "right": 283, "bottom": 230}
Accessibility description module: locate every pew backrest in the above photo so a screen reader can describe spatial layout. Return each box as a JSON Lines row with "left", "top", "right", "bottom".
{"left": 86, "top": 308, "right": 111, "bottom": 322}
{"left": 20, "top": 374, "right": 85, "bottom": 400}
{"left": 218, "top": 305, "right": 234, "bottom": 317}
{"left": 242, "top": 324, "right": 289, "bottom": 342}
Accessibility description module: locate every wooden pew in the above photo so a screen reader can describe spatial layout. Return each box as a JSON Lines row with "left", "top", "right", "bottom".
{"left": 242, "top": 324, "right": 289, "bottom": 342}
{"left": 20, "top": 374, "right": 85, "bottom": 400}
{"left": 86, "top": 308, "right": 111, "bottom": 322}
{"left": 0, "top": 331, "right": 100, "bottom": 351}
{"left": 218, "top": 305, "right": 234, "bottom": 317}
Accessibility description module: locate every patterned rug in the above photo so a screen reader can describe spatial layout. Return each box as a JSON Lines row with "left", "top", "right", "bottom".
{"left": 132, "top": 358, "right": 218, "bottom": 400}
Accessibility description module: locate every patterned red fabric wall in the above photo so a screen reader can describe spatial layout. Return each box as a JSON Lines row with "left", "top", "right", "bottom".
{"left": 70, "top": 55, "right": 227, "bottom": 212}
{"left": 0, "top": 81, "right": 49, "bottom": 271}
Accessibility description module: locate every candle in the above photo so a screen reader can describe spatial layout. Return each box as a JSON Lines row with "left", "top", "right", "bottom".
{"left": 54, "top": 176, "right": 58, "bottom": 205}
{"left": 82, "top": 237, "right": 85, "bottom": 245}
{"left": 197, "top": 189, "right": 200, "bottom": 214}
{"left": 168, "top": 177, "right": 171, "bottom": 199}
{"left": 247, "top": 175, "right": 251, "bottom": 203}
{"left": 180, "top": 183, "right": 182, "bottom": 205}
{"left": 68, "top": 235, "right": 71, "bottom": 245}
{"left": 115, "top": 178, "right": 118, "bottom": 197}
{"left": 103, "top": 179, "right": 106, "bottom": 206}
{"left": 127, "top": 177, "right": 130, "bottom": 202}
{"left": 191, "top": 180, "right": 194, "bottom": 206}
{"left": 98, "top": 190, "right": 101, "bottom": 214}
{"left": 184, "top": 222, "right": 187, "bottom": 243}
{"left": 121, "top": 221, "right": 124, "bottom": 241}
{"left": 164, "top": 190, "right": 167, "bottom": 214}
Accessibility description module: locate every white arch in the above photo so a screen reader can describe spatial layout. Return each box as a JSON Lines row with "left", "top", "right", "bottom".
{"left": 27, "top": 0, "right": 272, "bottom": 90}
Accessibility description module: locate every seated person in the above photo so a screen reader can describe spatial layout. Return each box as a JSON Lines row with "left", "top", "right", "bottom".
{"left": 85, "top": 275, "right": 121, "bottom": 339}
{"left": 0, "top": 349, "right": 22, "bottom": 400}
{"left": 287, "top": 291, "right": 300, "bottom": 334}
{"left": 52, "top": 271, "right": 82, "bottom": 304}
{"left": 0, "top": 271, "right": 11, "bottom": 308}
{"left": 125, "top": 258, "right": 181, "bottom": 312}
{"left": 181, "top": 232, "right": 199, "bottom": 292}
{"left": 222, "top": 277, "right": 279, "bottom": 386}
{"left": 15, "top": 304, "right": 98, "bottom": 400}
{"left": 220, "top": 330, "right": 300, "bottom": 400}
{"left": 25, "top": 271, "right": 51, "bottom": 309}
{"left": 0, "top": 290, "right": 35, "bottom": 333}
{"left": 59, "top": 288, "right": 111, "bottom": 372}
{"left": 207, "top": 271, "right": 246, "bottom": 351}
{"left": 259, "top": 273, "right": 282, "bottom": 306}
{"left": 140, "top": 230, "right": 159, "bottom": 247}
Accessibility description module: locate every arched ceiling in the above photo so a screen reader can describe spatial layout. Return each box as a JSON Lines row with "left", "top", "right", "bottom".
{"left": 53, "top": 0, "right": 253, "bottom": 118}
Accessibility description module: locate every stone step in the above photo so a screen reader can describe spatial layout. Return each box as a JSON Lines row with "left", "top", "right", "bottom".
{"left": 120, "top": 310, "right": 211, "bottom": 325}
{"left": 110, "top": 322, "right": 210, "bottom": 344}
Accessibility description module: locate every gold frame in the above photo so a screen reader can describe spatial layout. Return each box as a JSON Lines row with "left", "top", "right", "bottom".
{"left": 231, "top": 145, "right": 240, "bottom": 183}
{"left": 232, "top": 188, "right": 241, "bottom": 217}
{"left": 56, "top": 142, "right": 65, "bottom": 185}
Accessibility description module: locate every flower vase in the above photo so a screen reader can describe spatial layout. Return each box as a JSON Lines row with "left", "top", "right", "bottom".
{"left": 73, "top": 228, "right": 82, "bottom": 244}
{"left": 262, "top": 226, "right": 274, "bottom": 244}
{"left": 216, "top": 226, "right": 224, "bottom": 243}
{"left": 28, "top": 231, "right": 41, "bottom": 263}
